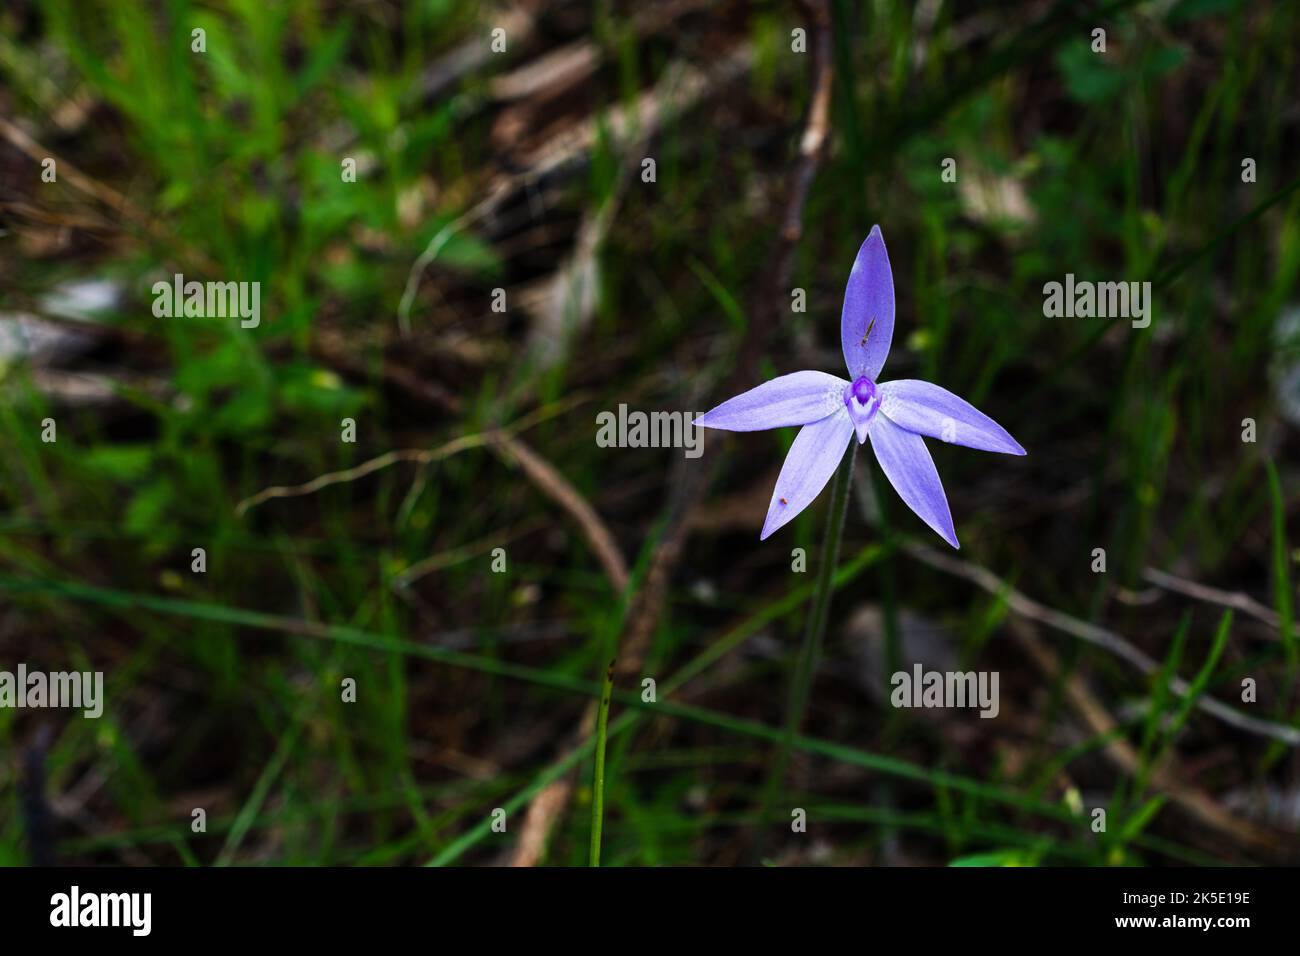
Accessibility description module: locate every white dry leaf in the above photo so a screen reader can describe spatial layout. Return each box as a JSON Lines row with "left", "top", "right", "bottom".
{"left": 958, "top": 164, "right": 1036, "bottom": 228}
{"left": 39, "top": 277, "right": 123, "bottom": 321}
{"left": 520, "top": 233, "right": 601, "bottom": 370}
{"left": 490, "top": 42, "right": 599, "bottom": 102}
{"left": 1270, "top": 305, "right": 1300, "bottom": 428}
{"left": 1223, "top": 785, "right": 1300, "bottom": 830}
{"left": 0, "top": 312, "right": 96, "bottom": 367}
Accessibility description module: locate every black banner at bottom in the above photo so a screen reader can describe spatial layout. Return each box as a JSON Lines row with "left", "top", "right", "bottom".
{"left": 0, "top": 865, "right": 1284, "bottom": 941}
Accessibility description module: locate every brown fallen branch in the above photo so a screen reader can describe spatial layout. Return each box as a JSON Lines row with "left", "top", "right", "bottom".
{"left": 901, "top": 540, "right": 1300, "bottom": 746}
{"left": 412, "top": 2, "right": 545, "bottom": 104}
{"left": 489, "top": 437, "right": 630, "bottom": 593}
{"left": 310, "top": 337, "right": 629, "bottom": 596}
{"left": 1142, "top": 566, "right": 1282, "bottom": 632}
{"left": 236, "top": 437, "right": 488, "bottom": 518}
{"left": 233, "top": 393, "right": 586, "bottom": 517}
{"left": 488, "top": 0, "right": 713, "bottom": 103}
{"left": 510, "top": 776, "right": 576, "bottom": 868}
{"left": 500, "top": 45, "right": 755, "bottom": 203}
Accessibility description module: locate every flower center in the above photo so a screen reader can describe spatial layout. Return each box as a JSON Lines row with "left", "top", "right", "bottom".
{"left": 850, "top": 376, "right": 876, "bottom": 406}
{"left": 843, "top": 375, "right": 879, "bottom": 442}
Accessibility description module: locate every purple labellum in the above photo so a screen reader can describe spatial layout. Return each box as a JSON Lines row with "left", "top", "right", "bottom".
{"left": 696, "top": 225, "right": 1025, "bottom": 546}
{"left": 844, "top": 375, "right": 879, "bottom": 444}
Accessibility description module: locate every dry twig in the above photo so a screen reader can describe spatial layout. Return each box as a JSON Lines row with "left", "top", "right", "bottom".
{"left": 1011, "top": 619, "right": 1297, "bottom": 861}
{"left": 0, "top": 116, "right": 219, "bottom": 274}
{"left": 1142, "top": 566, "right": 1282, "bottom": 632}
{"left": 902, "top": 541, "right": 1300, "bottom": 746}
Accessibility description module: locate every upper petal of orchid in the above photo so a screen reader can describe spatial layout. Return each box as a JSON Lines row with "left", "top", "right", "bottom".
{"left": 760, "top": 407, "right": 855, "bottom": 540}
{"left": 867, "top": 413, "right": 959, "bottom": 548}
{"left": 696, "top": 370, "right": 848, "bottom": 432}
{"left": 879, "top": 380, "right": 1026, "bottom": 456}
{"left": 840, "top": 225, "right": 895, "bottom": 381}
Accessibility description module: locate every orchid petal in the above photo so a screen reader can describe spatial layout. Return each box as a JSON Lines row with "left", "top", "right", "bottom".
{"left": 696, "top": 370, "right": 848, "bottom": 432}
{"left": 760, "top": 407, "right": 855, "bottom": 540}
{"left": 879, "top": 380, "right": 1026, "bottom": 455}
{"left": 867, "top": 414, "right": 959, "bottom": 548}
{"left": 840, "top": 225, "right": 895, "bottom": 380}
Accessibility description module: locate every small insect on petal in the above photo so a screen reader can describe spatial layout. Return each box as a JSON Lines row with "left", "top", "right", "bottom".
{"left": 860, "top": 316, "right": 876, "bottom": 347}
{"left": 780, "top": 497, "right": 788, "bottom": 505}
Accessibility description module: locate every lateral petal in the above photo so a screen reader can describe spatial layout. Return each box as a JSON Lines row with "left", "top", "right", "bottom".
{"left": 867, "top": 414, "right": 959, "bottom": 548}
{"left": 760, "top": 408, "right": 855, "bottom": 540}
{"left": 696, "top": 370, "right": 848, "bottom": 432}
{"left": 879, "top": 379, "right": 1026, "bottom": 455}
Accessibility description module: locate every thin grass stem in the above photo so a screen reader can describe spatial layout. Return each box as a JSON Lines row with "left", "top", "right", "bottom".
{"left": 589, "top": 658, "right": 616, "bottom": 866}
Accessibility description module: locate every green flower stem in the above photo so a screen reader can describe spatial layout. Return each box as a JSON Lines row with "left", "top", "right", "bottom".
{"left": 756, "top": 439, "right": 858, "bottom": 854}
{"left": 589, "top": 657, "right": 616, "bottom": 866}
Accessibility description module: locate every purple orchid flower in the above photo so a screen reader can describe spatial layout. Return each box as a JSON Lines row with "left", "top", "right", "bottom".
{"left": 696, "top": 225, "right": 1025, "bottom": 547}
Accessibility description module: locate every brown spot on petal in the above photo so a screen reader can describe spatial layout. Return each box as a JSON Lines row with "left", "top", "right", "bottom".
{"left": 779, "top": 497, "right": 788, "bottom": 505}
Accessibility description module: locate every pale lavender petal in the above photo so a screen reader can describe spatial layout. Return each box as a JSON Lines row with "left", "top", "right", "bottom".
{"left": 760, "top": 407, "right": 855, "bottom": 540}
{"left": 867, "top": 414, "right": 959, "bottom": 548}
{"left": 696, "top": 370, "right": 848, "bottom": 432}
{"left": 879, "top": 380, "right": 1026, "bottom": 455}
{"left": 840, "top": 225, "right": 895, "bottom": 380}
